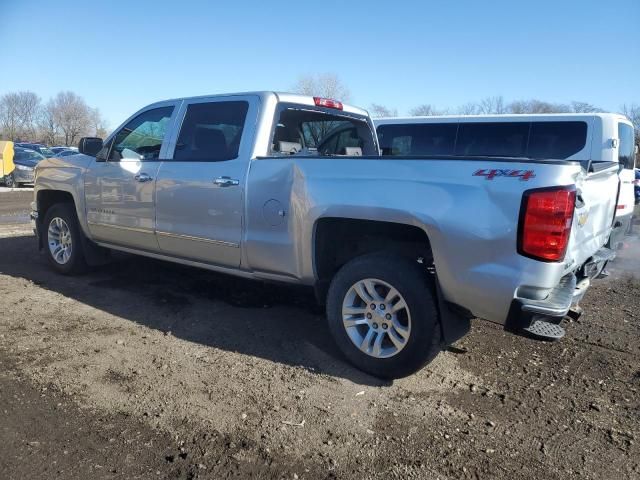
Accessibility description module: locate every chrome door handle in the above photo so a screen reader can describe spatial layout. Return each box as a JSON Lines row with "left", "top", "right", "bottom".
{"left": 213, "top": 176, "right": 239, "bottom": 187}
{"left": 134, "top": 173, "right": 153, "bottom": 183}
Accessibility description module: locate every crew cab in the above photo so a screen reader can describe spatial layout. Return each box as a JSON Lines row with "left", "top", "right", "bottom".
{"left": 31, "top": 92, "right": 620, "bottom": 378}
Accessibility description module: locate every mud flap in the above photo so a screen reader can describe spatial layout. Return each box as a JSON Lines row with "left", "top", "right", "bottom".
{"left": 435, "top": 276, "right": 472, "bottom": 346}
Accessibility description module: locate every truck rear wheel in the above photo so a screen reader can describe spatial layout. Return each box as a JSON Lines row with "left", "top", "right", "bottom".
{"left": 326, "top": 253, "right": 441, "bottom": 379}
{"left": 43, "top": 203, "right": 87, "bottom": 275}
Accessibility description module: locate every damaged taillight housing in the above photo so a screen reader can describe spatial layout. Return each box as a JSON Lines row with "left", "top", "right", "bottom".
{"left": 518, "top": 186, "right": 576, "bottom": 262}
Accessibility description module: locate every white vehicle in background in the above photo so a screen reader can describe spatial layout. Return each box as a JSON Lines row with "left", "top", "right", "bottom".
{"left": 374, "top": 113, "right": 636, "bottom": 248}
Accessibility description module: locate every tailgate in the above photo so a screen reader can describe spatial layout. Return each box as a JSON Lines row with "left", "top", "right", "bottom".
{"left": 565, "top": 164, "right": 619, "bottom": 270}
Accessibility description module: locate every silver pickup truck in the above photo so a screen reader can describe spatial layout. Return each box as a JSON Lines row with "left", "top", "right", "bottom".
{"left": 31, "top": 92, "right": 619, "bottom": 378}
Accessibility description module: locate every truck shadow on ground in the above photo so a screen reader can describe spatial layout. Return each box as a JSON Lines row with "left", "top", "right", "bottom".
{"left": 0, "top": 234, "right": 389, "bottom": 386}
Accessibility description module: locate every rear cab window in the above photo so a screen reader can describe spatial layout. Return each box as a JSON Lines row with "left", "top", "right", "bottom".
{"left": 271, "top": 104, "right": 377, "bottom": 156}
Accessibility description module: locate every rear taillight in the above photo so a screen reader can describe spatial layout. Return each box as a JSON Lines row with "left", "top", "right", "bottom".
{"left": 313, "top": 97, "right": 343, "bottom": 110}
{"left": 518, "top": 187, "right": 576, "bottom": 262}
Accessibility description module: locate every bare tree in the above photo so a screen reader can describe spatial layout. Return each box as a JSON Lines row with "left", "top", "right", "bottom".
{"left": 50, "top": 91, "right": 91, "bottom": 146}
{"left": 409, "top": 104, "right": 447, "bottom": 116}
{"left": 369, "top": 103, "right": 398, "bottom": 118}
{"left": 621, "top": 104, "right": 640, "bottom": 128}
{"left": 17, "top": 91, "right": 41, "bottom": 139}
{"left": 507, "top": 99, "right": 571, "bottom": 114}
{"left": 38, "top": 99, "right": 59, "bottom": 146}
{"left": 0, "top": 91, "right": 42, "bottom": 140}
{"left": 88, "top": 107, "right": 109, "bottom": 138}
{"left": 477, "top": 96, "right": 507, "bottom": 114}
{"left": 0, "top": 93, "right": 20, "bottom": 140}
{"left": 291, "top": 73, "right": 351, "bottom": 102}
{"left": 570, "top": 101, "right": 602, "bottom": 113}
{"left": 457, "top": 102, "right": 480, "bottom": 115}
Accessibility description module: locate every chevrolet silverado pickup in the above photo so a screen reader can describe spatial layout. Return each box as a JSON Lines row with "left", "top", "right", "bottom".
{"left": 31, "top": 92, "right": 619, "bottom": 378}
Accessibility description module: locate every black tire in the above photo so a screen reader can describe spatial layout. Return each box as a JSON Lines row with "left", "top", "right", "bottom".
{"left": 4, "top": 173, "right": 15, "bottom": 188}
{"left": 326, "top": 253, "right": 442, "bottom": 379}
{"left": 43, "top": 203, "right": 87, "bottom": 275}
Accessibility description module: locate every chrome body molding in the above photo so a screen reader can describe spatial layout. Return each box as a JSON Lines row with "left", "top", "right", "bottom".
{"left": 87, "top": 221, "right": 152, "bottom": 235}
{"left": 87, "top": 222, "right": 239, "bottom": 248}
{"left": 93, "top": 240, "right": 301, "bottom": 284}
{"left": 155, "top": 230, "right": 239, "bottom": 248}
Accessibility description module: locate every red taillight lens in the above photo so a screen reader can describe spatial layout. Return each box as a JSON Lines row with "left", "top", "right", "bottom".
{"left": 313, "top": 97, "right": 343, "bottom": 110}
{"left": 519, "top": 187, "right": 576, "bottom": 262}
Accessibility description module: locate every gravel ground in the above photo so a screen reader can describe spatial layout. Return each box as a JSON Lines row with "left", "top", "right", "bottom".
{"left": 0, "top": 191, "right": 639, "bottom": 479}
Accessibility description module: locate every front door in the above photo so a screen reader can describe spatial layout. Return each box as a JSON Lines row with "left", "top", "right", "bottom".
{"left": 84, "top": 104, "right": 177, "bottom": 251}
{"left": 155, "top": 95, "right": 258, "bottom": 267}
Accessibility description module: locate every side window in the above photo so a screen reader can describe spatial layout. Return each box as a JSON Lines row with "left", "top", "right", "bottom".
{"left": 174, "top": 101, "right": 249, "bottom": 161}
{"left": 618, "top": 123, "right": 635, "bottom": 170}
{"left": 456, "top": 122, "right": 529, "bottom": 157}
{"left": 377, "top": 124, "right": 456, "bottom": 156}
{"left": 110, "top": 107, "right": 174, "bottom": 161}
{"left": 391, "top": 136, "right": 412, "bottom": 155}
{"left": 528, "top": 122, "right": 587, "bottom": 159}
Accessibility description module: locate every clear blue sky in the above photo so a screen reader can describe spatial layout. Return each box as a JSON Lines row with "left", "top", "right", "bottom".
{"left": 2, "top": 0, "right": 638, "bottom": 129}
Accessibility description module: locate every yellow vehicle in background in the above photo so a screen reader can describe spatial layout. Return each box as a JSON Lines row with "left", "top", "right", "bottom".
{"left": 0, "top": 141, "right": 16, "bottom": 188}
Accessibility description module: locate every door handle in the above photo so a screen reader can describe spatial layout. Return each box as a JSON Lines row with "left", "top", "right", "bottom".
{"left": 213, "top": 176, "right": 239, "bottom": 187}
{"left": 134, "top": 173, "right": 153, "bottom": 183}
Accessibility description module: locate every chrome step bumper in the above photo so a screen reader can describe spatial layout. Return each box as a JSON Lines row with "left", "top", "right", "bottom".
{"left": 518, "top": 274, "right": 578, "bottom": 318}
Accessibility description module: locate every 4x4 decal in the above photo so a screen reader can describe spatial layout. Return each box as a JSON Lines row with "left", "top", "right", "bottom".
{"left": 473, "top": 169, "right": 536, "bottom": 181}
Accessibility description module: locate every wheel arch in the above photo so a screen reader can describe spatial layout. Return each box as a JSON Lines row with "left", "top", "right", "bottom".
{"left": 312, "top": 217, "right": 433, "bottom": 300}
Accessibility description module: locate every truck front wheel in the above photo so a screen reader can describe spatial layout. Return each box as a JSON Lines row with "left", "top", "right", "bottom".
{"left": 326, "top": 253, "right": 442, "bottom": 379}
{"left": 43, "top": 203, "right": 87, "bottom": 275}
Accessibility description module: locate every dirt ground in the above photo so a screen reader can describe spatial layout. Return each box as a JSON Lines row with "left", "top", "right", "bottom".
{"left": 0, "top": 191, "right": 639, "bottom": 479}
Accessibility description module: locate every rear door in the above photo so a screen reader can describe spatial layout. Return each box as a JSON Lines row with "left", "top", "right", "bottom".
{"left": 154, "top": 95, "right": 258, "bottom": 267}
{"left": 84, "top": 103, "right": 178, "bottom": 251}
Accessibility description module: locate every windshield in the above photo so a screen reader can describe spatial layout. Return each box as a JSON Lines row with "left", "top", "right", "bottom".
{"left": 15, "top": 149, "right": 45, "bottom": 162}
{"left": 271, "top": 105, "right": 377, "bottom": 156}
{"left": 40, "top": 147, "right": 55, "bottom": 157}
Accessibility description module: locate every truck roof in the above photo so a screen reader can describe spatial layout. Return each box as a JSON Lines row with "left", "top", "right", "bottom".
{"left": 147, "top": 91, "right": 369, "bottom": 117}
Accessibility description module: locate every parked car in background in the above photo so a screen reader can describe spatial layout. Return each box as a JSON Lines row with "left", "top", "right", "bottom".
{"left": 635, "top": 168, "right": 640, "bottom": 205}
{"left": 15, "top": 143, "right": 55, "bottom": 158}
{"left": 31, "top": 92, "right": 620, "bottom": 378}
{"left": 51, "top": 146, "right": 79, "bottom": 154}
{"left": 50, "top": 147, "right": 71, "bottom": 154}
{"left": 54, "top": 149, "right": 79, "bottom": 157}
{"left": 6, "top": 147, "right": 45, "bottom": 187}
{"left": 374, "top": 113, "right": 636, "bottom": 248}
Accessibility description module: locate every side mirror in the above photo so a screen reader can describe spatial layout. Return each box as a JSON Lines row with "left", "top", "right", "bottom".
{"left": 78, "top": 137, "right": 103, "bottom": 157}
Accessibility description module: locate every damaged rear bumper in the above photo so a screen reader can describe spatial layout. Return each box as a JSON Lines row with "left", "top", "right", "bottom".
{"left": 505, "top": 246, "right": 615, "bottom": 333}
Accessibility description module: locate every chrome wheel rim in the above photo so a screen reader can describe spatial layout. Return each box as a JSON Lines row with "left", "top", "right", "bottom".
{"left": 341, "top": 278, "right": 411, "bottom": 359}
{"left": 48, "top": 217, "right": 73, "bottom": 265}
